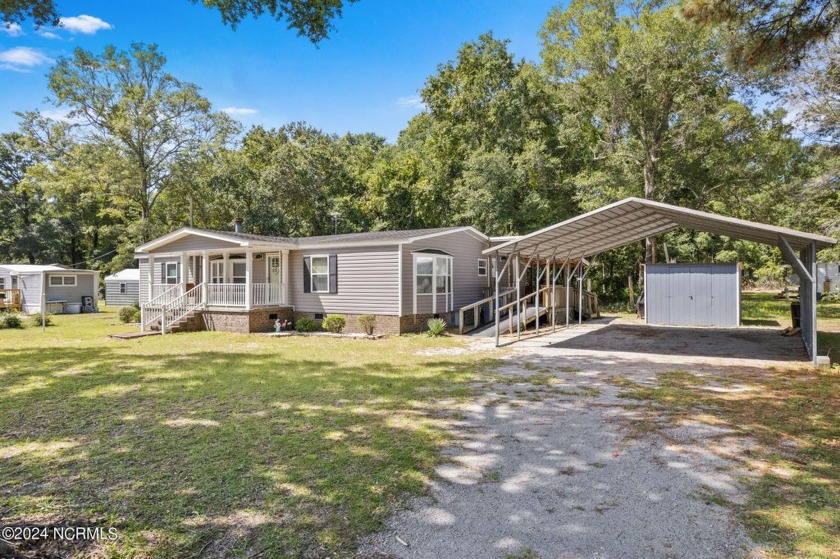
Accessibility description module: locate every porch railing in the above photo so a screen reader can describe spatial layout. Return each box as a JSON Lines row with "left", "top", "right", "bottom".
{"left": 160, "top": 283, "right": 204, "bottom": 335}
{"left": 207, "top": 283, "right": 246, "bottom": 307}
{"left": 252, "top": 283, "right": 283, "bottom": 306}
{"left": 151, "top": 283, "right": 183, "bottom": 303}
{"left": 141, "top": 284, "right": 182, "bottom": 331}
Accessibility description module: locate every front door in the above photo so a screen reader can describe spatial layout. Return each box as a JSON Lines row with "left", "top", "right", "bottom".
{"left": 268, "top": 254, "right": 281, "bottom": 304}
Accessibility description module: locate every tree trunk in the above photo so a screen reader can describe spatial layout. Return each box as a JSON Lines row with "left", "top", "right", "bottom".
{"left": 643, "top": 154, "right": 657, "bottom": 264}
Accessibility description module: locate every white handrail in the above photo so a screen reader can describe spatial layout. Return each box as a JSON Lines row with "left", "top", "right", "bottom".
{"left": 141, "top": 284, "right": 181, "bottom": 332}
{"left": 160, "top": 283, "right": 204, "bottom": 335}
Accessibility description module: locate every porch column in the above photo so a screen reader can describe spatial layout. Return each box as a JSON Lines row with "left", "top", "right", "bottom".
{"left": 148, "top": 254, "right": 155, "bottom": 301}
{"left": 223, "top": 253, "right": 229, "bottom": 283}
{"left": 180, "top": 253, "right": 187, "bottom": 293}
{"left": 281, "top": 250, "right": 289, "bottom": 305}
{"left": 202, "top": 250, "right": 209, "bottom": 306}
{"left": 245, "top": 251, "right": 253, "bottom": 310}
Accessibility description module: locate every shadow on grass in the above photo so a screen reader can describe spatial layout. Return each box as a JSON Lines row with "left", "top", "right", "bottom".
{"left": 0, "top": 344, "right": 491, "bottom": 558}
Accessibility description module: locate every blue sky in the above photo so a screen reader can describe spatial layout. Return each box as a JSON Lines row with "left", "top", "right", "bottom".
{"left": 0, "top": 0, "right": 561, "bottom": 142}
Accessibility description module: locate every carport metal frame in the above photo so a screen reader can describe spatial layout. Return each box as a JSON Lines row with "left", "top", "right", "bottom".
{"left": 484, "top": 197, "right": 836, "bottom": 365}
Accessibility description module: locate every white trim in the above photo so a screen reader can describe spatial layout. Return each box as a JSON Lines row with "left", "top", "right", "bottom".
{"left": 413, "top": 252, "right": 454, "bottom": 314}
{"left": 135, "top": 228, "right": 255, "bottom": 252}
{"left": 48, "top": 274, "right": 77, "bottom": 287}
{"left": 309, "top": 254, "right": 330, "bottom": 293}
{"left": 397, "top": 243, "right": 404, "bottom": 317}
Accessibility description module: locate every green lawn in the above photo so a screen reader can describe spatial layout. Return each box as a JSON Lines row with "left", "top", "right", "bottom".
{"left": 741, "top": 291, "right": 840, "bottom": 363}
{"left": 0, "top": 310, "right": 489, "bottom": 558}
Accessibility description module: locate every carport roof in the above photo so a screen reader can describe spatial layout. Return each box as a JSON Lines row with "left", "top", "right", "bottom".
{"left": 484, "top": 197, "right": 836, "bottom": 259}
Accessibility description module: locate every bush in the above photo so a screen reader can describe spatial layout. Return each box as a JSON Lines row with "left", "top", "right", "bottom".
{"left": 30, "top": 313, "right": 53, "bottom": 327}
{"left": 119, "top": 306, "right": 139, "bottom": 323}
{"left": 322, "top": 314, "right": 346, "bottom": 333}
{"left": 295, "top": 317, "right": 318, "bottom": 332}
{"left": 357, "top": 314, "right": 376, "bottom": 335}
{"left": 427, "top": 318, "right": 447, "bottom": 337}
{"left": 2, "top": 313, "right": 24, "bottom": 329}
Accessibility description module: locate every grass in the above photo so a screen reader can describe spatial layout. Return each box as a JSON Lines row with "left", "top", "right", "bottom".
{"left": 741, "top": 291, "right": 840, "bottom": 363}
{"left": 0, "top": 309, "right": 490, "bottom": 558}
{"left": 616, "top": 366, "right": 840, "bottom": 558}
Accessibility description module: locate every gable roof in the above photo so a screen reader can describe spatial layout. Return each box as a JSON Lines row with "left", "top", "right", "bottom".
{"left": 105, "top": 269, "right": 140, "bottom": 281}
{"left": 136, "top": 226, "right": 488, "bottom": 253}
{"left": 0, "top": 264, "right": 96, "bottom": 274}
{"left": 485, "top": 197, "right": 836, "bottom": 260}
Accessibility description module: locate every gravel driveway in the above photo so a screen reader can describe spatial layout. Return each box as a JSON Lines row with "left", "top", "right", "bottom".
{"left": 359, "top": 319, "right": 807, "bottom": 559}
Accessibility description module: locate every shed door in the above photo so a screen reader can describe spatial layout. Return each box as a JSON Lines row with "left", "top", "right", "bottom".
{"left": 689, "top": 266, "right": 713, "bottom": 326}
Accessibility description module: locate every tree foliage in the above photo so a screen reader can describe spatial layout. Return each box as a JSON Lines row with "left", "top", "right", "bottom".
{"left": 683, "top": 0, "right": 840, "bottom": 70}
{"left": 1, "top": 0, "right": 356, "bottom": 42}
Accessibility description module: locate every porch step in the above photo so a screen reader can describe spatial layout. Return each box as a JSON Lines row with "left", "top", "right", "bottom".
{"left": 109, "top": 331, "right": 161, "bottom": 339}
{"left": 146, "top": 310, "right": 200, "bottom": 334}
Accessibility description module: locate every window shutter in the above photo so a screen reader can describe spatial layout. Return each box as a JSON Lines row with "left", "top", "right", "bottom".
{"left": 160, "top": 263, "right": 166, "bottom": 284}
{"left": 303, "top": 256, "right": 311, "bottom": 293}
{"left": 329, "top": 255, "right": 338, "bottom": 294}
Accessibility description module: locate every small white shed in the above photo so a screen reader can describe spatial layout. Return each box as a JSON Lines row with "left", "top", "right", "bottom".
{"left": 104, "top": 269, "right": 140, "bottom": 307}
{"left": 644, "top": 263, "right": 741, "bottom": 327}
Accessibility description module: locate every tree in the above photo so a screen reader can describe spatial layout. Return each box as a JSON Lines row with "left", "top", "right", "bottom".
{"left": 683, "top": 0, "right": 840, "bottom": 71}
{"left": 540, "top": 0, "right": 730, "bottom": 261}
{"left": 193, "top": 0, "right": 358, "bottom": 42}
{"left": 2, "top": 0, "right": 357, "bottom": 42}
{"left": 34, "top": 43, "right": 238, "bottom": 242}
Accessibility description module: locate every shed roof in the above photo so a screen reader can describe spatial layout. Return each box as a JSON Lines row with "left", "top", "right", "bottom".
{"left": 105, "top": 269, "right": 140, "bottom": 282}
{"left": 485, "top": 198, "right": 836, "bottom": 259}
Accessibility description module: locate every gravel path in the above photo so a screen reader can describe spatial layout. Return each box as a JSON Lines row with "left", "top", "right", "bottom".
{"left": 358, "top": 319, "right": 806, "bottom": 559}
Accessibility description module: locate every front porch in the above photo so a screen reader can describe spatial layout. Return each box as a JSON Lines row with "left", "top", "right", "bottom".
{"left": 142, "top": 249, "right": 291, "bottom": 332}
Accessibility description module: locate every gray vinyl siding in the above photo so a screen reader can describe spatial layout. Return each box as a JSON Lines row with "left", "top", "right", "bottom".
{"left": 45, "top": 273, "right": 98, "bottom": 310}
{"left": 401, "top": 230, "right": 491, "bottom": 316}
{"left": 289, "top": 246, "right": 400, "bottom": 315}
{"left": 148, "top": 236, "right": 242, "bottom": 253}
{"left": 15, "top": 272, "right": 43, "bottom": 314}
{"left": 138, "top": 256, "right": 179, "bottom": 304}
{"left": 645, "top": 263, "right": 740, "bottom": 327}
{"left": 105, "top": 279, "right": 140, "bottom": 307}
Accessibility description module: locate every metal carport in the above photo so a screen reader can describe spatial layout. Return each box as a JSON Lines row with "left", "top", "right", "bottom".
{"left": 483, "top": 197, "right": 836, "bottom": 365}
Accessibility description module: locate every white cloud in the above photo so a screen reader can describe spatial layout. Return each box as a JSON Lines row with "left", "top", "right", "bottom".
{"left": 221, "top": 107, "right": 258, "bottom": 116}
{"left": 0, "top": 46, "right": 54, "bottom": 71}
{"left": 1, "top": 22, "right": 23, "bottom": 37}
{"left": 59, "top": 14, "right": 113, "bottom": 34}
{"left": 36, "top": 29, "right": 61, "bottom": 40}
{"left": 397, "top": 95, "right": 425, "bottom": 110}
{"left": 40, "top": 109, "right": 74, "bottom": 122}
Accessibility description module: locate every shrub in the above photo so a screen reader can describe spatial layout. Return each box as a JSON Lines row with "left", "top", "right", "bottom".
{"left": 119, "top": 306, "right": 138, "bottom": 323}
{"left": 295, "top": 317, "right": 318, "bottom": 332}
{"left": 322, "top": 314, "right": 346, "bottom": 333}
{"left": 30, "top": 313, "right": 53, "bottom": 327}
{"left": 3, "top": 313, "right": 24, "bottom": 329}
{"left": 357, "top": 314, "right": 376, "bottom": 335}
{"left": 427, "top": 317, "right": 447, "bottom": 337}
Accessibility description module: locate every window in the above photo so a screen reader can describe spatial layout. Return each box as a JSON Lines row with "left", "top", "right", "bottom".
{"left": 311, "top": 256, "right": 329, "bottom": 293}
{"left": 210, "top": 261, "right": 224, "bottom": 284}
{"left": 477, "top": 258, "right": 487, "bottom": 276}
{"left": 119, "top": 283, "right": 127, "bottom": 294}
{"left": 0, "top": 277, "right": 4, "bottom": 289}
{"left": 415, "top": 253, "right": 453, "bottom": 313}
{"left": 232, "top": 262, "right": 247, "bottom": 284}
{"left": 49, "top": 275, "right": 76, "bottom": 286}
{"left": 416, "top": 256, "right": 434, "bottom": 294}
{"left": 165, "top": 263, "right": 178, "bottom": 284}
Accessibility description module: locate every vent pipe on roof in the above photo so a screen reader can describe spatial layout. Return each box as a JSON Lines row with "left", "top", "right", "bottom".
{"left": 234, "top": 217, "right": 243, "bottom": 234}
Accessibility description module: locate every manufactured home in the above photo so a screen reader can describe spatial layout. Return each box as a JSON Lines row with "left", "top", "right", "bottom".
{"left": 135, "top": 224, "right": 508, "bottom": 334}
{"left": 105, "top": 268, "right": 140, "bottom": 307}
{"left": 0, "top": 264, "right": 99, "bottom": 315}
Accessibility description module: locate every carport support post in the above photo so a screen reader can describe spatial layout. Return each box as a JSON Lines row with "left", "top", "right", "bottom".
{"left": 808, "top": 241, "right": 818, "bottom": 366}
{"left": 494, "top": 252, "right": 500, "bottom": 346}
{"left": 535, "top": 259, "right": 540, "bottom": 335}
{"left": 515, "top": 257, "right": 521, "bottom": 341}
